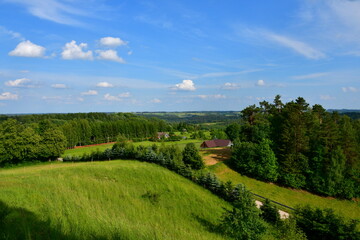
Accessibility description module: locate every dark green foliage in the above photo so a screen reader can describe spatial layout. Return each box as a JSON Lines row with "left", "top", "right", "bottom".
{"left": 182, "top": 143, "right": 204, "bottom": 170}
{"left": 231, "top": 139, "right": 278, "bottom": 182}
{"left": 142, "top": 191, "right": 161, "bottom": 205}
{"left": 228, "top": 95, "right": 360, "bottom": 198}
{"left": 0, "top": 119, "right": 67, "bottom": 165}
{"left": 274, "top": 218, "right": 307, "bottom": 240}
{"left": 217, "top": 185, "right": 266, "bottom": 240}
{"left": 260, "top": 199, "right": 280, "bottom": 224}
{"left": 294, "top": 205, "right": 360, "bottom": 240}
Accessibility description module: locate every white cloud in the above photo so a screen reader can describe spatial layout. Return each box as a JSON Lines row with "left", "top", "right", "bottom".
{"left": 0, "top": 92, "right": 18, "bottom": 100}
{"left": 96, "top": 82, "right": 113, "bottom": 88}
{"left": 99, "top": 37, "right": 127, "bottom": 47}
{"left": 104, "top": 92, "right": 131, "bottom": 101}
{"left": 119, "top": 92, "right": 131, "bottom": 98}
{"left": 222, "top": 82, "right": 240, "bottom": 90}
{"left": 51, "top": 83, "right": 67, "bottom": 89}
{"left": 0, "top": 26, "right": 24, "bottom": 41}
{"left": 96, "top": 50, "right": 125, "bottom": 63}
{"left": 198, "top": 94, "right": 226, "bottom": 99}
{"left": 256, "top": 79, "right": 265, "bottom": 86}
{"left": 61, "top": 40, "right": 93, "bottom": 60}
{"left": 5, "top": 0, "right": 87, "bottom": 25}
{"left": 266, "top": 33, "right": 325, "bottom": 59}
{"left": 342, "top": 87, "right": 358, "bottom": 93}
{"left": 5, "top": 78, "right": 32, "bottom": 87}
{"left": 320, "top": 95, "right": 335, "bottom": 100}
{"left": 151, "top": 98, "right": 161, "bottom": 103}
{"left": 81, "top": 90, "right": 98, "bottom": 95}
{"left": 9, "top": 40, "right": 45, "bottom": 58}
{"left": 292, "top": 72, "right": 329, "bottom": 80}
{"left": 173, "top": 80, "right": 196, "bottom": 91}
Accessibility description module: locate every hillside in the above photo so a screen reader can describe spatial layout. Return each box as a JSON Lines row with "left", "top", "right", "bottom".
{"left": 0, "top": 161, "right": 230, "bottom": 240}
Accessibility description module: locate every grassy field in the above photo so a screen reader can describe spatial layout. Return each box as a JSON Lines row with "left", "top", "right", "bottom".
{"left": 0, "top": 160, "right": 232, "bottom": 240}
{"left": 208, "top": 161, "right": 360, "bottom": 221}
{"left": 62, "top": 139, "right": 203, "bottom": 157}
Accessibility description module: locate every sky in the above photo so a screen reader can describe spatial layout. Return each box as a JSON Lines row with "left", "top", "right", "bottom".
{"left": 0, "top": 0, "right": 359, "bottom": 114}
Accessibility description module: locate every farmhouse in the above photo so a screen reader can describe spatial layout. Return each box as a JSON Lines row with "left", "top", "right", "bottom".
{"left": 200, "top": 139, "right": 232, "bottom": 148}
{"left": 157, "top": 132, "right": 170, "bottom": 139}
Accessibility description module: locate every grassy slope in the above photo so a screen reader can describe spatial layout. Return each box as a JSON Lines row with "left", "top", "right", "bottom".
{"left": 208, "top": 161, "right": 360, "bottom": 220}
{"left": 62, "top": 139, "right": 203, "bottom": 157}
{"left": 0, "top": 160, "right": 229, "bottom": 240}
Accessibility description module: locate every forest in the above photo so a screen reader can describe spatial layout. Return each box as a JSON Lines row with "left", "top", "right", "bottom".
{"left": 227, "top": 95, "right": 360, "bottom": 199}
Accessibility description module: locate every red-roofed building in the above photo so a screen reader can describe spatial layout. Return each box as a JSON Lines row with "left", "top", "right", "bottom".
{"left": 200, "top": 139, "right": 232, "bottom": 148}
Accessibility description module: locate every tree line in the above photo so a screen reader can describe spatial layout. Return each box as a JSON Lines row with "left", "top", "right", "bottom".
{"left": 227, "top": 95, "right": 360, "bottom": 199}
{"left": 0, "top": 113, "right": 173, "bottom": 165}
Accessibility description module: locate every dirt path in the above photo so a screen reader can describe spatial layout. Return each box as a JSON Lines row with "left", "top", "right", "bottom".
{"left": 201, "top": 147, "right": 231, "bottom": 166}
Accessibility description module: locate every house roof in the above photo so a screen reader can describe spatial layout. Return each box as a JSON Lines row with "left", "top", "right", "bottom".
{"left": 201, "top": 139, "right": 232, "bottom": 148}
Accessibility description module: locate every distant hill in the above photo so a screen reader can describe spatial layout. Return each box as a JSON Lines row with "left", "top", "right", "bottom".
{"left": 328, "top": 109, "right": 360, "bottom": 119}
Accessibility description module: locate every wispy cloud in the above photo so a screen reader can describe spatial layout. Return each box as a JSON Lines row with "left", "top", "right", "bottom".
{"left": 51, "top": 83, "right": 67, "bottom": 89}
{"left": 222, "top": 82, "right": 240, "bottom": 90}
{"left": 81, "top": 90, "right": 98, "bottom": 95}
{"left": 96, "top": 82, "right": 113, "bottom": 88}
{"left": 99, "top": 37, "right": 127, "bottom": 47}
{"left": 292, "top": 72, "right": 329, "bottom": 80}
{"left": 5, "top": 0, "right": 88, "bottom": 26}
{"left": 0, "top": 92, "right": 19, "bottom": 100}
{"left": 265, "top": 32, "right": 325, "bottom": 59}
{"left": 96, "top": 50, "right": 125, "bottom": 63}
{"left": 0, "top": 26, "right": 24, "bottom": 41}
{"left": 5, "top": 78, "right": 37, "bottom": 88}
{"left": 342, "top": 86, "right": 358, "bottom": 93}
{"left": 197, "top": 94, "right": 226, "bottom": 100}
{"left": 256, "top": 79, "right": 265, "bottom": 86}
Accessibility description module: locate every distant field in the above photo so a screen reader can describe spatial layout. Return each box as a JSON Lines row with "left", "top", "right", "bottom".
{"left": 62, "top": 139, "right": 203, "bottom": 157}
{"left": 208, "top": 161, "right": 360, "bottom": 221}
{"left": 0, "top": 160, "right": 231, "bottom": 240}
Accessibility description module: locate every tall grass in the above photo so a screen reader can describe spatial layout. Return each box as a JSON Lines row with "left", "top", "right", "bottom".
{"left": 0, "top": 161, "right": 229, "bottom": 240}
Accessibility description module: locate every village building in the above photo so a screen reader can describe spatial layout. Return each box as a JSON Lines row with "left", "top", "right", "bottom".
{"left": 200, "top": 139, "right": 232, "bottom": 148}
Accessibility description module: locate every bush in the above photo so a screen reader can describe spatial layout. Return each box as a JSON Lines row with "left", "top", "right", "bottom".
{"left": 294, "top": 205, "right": 360, "bottom": 240}
{"left": 260, "top": 199, "right": 280, "bottom": 224}
{"left": 217, "top": 185, "right": 266, "bottom": 240}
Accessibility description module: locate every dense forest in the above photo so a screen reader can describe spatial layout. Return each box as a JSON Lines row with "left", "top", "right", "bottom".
{"left": 227, "top": 95, "right": 360, "bottom": 199}
{"left": 0, "top": 113, "right": 171, "bottom": 165}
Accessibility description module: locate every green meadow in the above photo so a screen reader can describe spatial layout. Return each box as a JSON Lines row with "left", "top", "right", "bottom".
{"left": 0, "top": 160, "right": 229, "bottom": 240}
{"left": 62, "top": 139, "right": 203, "bottom": 157}
{"left": 208, "top": 161, "right": 360, "bottom": 221}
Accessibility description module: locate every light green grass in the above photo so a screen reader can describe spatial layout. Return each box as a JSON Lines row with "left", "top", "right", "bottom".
{"left": 0, "top": 160, "right": 231, "bottom": 240}
{"left": 63, "top": 139, "right": 203, "bottom": 157}
{"left": 208, "top": 161, "right": 360, "bottom": 221}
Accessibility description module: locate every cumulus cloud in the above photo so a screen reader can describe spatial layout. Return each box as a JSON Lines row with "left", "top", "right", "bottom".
{"left": 151, "top": 98, "right": 161, "bottom": 103}
{"left": 99, "top": 37, "right": 127, "bottom": 47}
{"left": 81, "top": 90, "right": 98, "bottom": 95}
{"left": 0, "top": 92, "right": 18, "bottom": 100}
{"left": 9, "top": 40, "right": 45, "bottom": 58}
{"left": 96, "top": 82, "right": 113, "bottom": 88}
{"left": 96, "top": 50, "right": 125, "bottom": 63}
{"left": 5, "top": 78, "right": 33, "bottom": 88}
{"left": 256, "top": 79, "right": 265, "bottom": 86}
{"left": 342, "top": 86, "right": 358, "bottom": 93}
{"left": 198, "top": 94, "right": 226, "bottom": 99}
{"left": 222, "top": 82, "right": 240, "bottom": 90}
{"left": 61, "top": 40, "right": 93, "bottom": 60}
{"left": 51, "top": 83, "right": 67, "bottom": 89}
{"left": 173, "top": 80, "right": 196, "bottom": 91}
{"left": 104, "top": 92, "right": 131, "bottom": 101}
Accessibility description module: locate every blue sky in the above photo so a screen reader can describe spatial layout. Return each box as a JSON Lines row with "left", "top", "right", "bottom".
{"left": 0, "top": 0, "right": 359, "bottom": 113}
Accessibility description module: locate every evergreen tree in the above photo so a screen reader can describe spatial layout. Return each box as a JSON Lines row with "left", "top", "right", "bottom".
{"left": 182, "top": 143, "right": 204, "bottom": 170}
